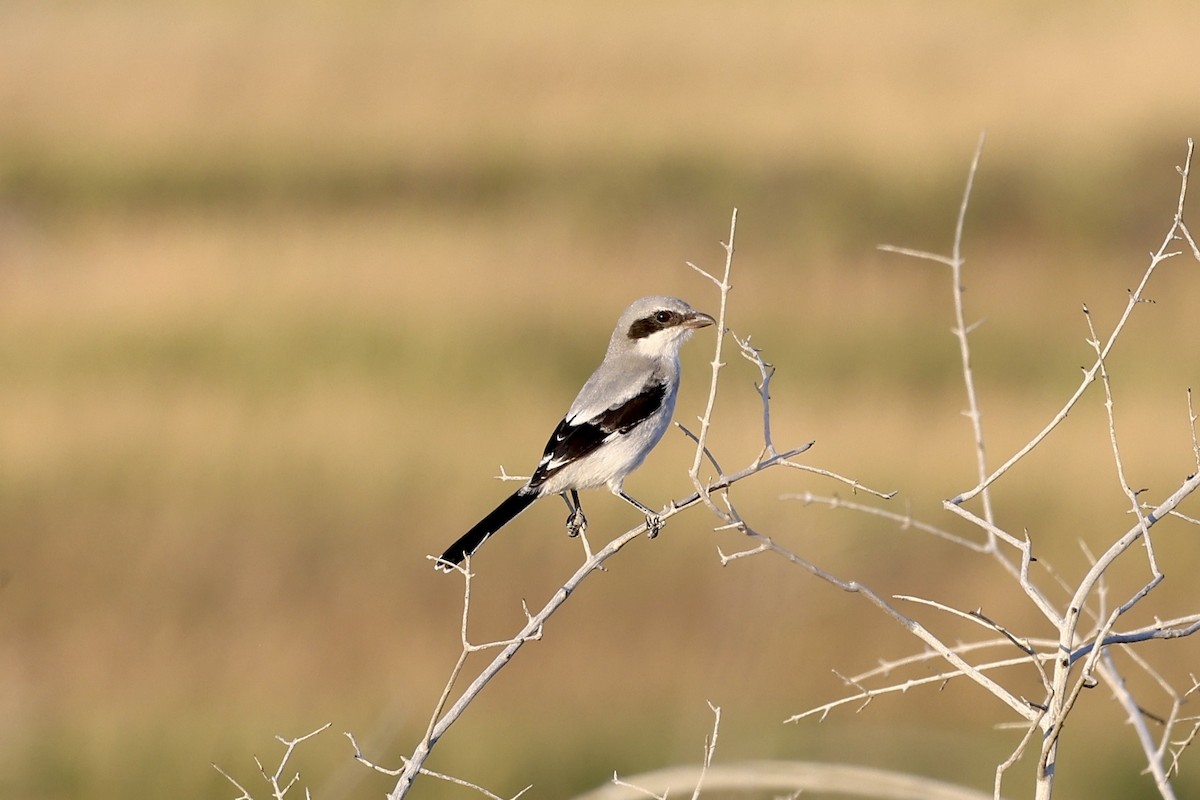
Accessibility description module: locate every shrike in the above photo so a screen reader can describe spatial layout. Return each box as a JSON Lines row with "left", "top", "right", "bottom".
{"left": 435, "top": 296, "right": 715, "bottom": 571}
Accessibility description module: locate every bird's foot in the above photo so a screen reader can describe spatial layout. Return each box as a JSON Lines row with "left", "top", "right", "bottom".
{"left": 645, "top": 514, "right": 663, "bottom": 539}
{"left": 566, "top": 509, "right": 587, "bottom": 538}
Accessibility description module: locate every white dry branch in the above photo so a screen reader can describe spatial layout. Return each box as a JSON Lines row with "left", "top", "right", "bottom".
{"left": 726, "top": 138, "right": 1200, "bottom": 800}
{"left": 213, "top": 723, "right": 332, "bottom": 800}
{"left": 603, "top": 702, "right": 722, "bottom": 800}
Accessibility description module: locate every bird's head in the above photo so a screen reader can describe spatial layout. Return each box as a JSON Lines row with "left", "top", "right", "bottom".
{"left": 611, "top": 296, "right": 716, "bottom": 360}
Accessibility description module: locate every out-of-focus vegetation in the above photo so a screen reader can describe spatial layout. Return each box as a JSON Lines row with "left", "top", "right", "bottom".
{"left": 2, "top": 2, "right": 1199, "bottom": 798}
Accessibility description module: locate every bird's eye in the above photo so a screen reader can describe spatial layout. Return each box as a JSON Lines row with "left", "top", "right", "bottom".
{"left": 654, "top": 310, "right": 673, "bottom": 324}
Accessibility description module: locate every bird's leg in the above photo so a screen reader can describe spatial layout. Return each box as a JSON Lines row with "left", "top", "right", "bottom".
{"left": 561, "top": 490, "right": 587, "bottom": 537}
{"left": 617, "top": 490, "right": 664, "bottom": 539}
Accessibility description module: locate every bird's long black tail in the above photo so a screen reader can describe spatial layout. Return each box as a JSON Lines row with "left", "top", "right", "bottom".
{"left": 435, "top": 490, "right": 537, "bottom": 571}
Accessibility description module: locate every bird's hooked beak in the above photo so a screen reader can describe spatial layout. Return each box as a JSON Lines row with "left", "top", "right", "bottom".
{"left": 684, "top": 310, "right": 717, "bottom": 330}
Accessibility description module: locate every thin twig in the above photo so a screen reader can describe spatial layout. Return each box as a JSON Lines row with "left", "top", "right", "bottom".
{"left": 214, "top": 724, "right": 333, "bottom": 800}
{"left": 1097, "top": 652, "right": 1176, "bottom": 799}
{"left": 687, "top": 208, "right": 738, "bottom": 515}
{"left": 881, "top": 132, "right": 994, "bottom": 526}
{"left": 951, "top": 138, "right": 1197, "bottom": 506}
{"left": 691, "top": 703, "right": 722, "bottom": 800}
{"left": 735, "top": 531, "right": 1036, "bottom": 722}
{"left": 783, "top": 492, "right": 987, "bottom": 551}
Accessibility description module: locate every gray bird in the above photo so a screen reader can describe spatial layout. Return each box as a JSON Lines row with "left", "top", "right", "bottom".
{"left": 435, "top": 296, "right": 715, "bottom": 571}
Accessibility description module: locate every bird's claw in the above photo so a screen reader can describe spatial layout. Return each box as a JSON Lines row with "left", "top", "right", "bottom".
{"left": 566, "top": 510, "right": 587, "bottom": 538}
{"left": 645, "top": 514, "right": 663, "bottom": 539}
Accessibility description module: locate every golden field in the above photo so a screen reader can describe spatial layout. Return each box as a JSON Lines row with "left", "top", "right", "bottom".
{"left": 3, "top": 3, "right": 1200, "bottom": 798}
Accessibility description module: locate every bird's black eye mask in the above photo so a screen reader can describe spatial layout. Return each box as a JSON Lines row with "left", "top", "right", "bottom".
{"left": 627, "top": 310, "right": 681, "bottom": 339}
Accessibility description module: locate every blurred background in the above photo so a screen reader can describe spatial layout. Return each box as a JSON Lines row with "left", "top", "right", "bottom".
{"left": 3, "top": 2, "right": 1200, "bottom": 798}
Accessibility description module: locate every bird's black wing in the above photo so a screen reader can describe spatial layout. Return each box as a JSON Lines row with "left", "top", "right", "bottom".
{"left": 435, "top": 379, "right": 667, "bottom": 570}
{"left": 528, "top": 379, "right": 667, "bottom": 490}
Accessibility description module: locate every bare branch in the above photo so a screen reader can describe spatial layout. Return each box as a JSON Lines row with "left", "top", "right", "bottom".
{"left": 213, "top": 724, "right": 332, "bottom": 800}
{"left": 776, "top": 463, "right": 897, "bottom": 500}
{"left": 783, "top": 492, "right": 987, "bottom": 551}
{"left": 1096, "top": 652, "right": 1176, "bottom": 799}
{"left": 882, "top": 132, "right": 995, "bottom": 526}
{"left": 730, "top": 332, "right": 780, "bottom": 459}
{"left": 1189, "top": 387, "right": 1200, "bottom": 473}
{"left": 726, "top": 530, "right": 1037, "bottom": 722}
{"left": 951, "top": 138, "right": 1198, "bottom": 506}
{"left": 995, "top": 708, "right": 1046, "bottom": 800}
{"left": 1082, "top": 303, "right": 1159, "bottom": 577}
{"left": 687, "top": 208, "right": 738, "bottom": 515}
{"left": 788, "top": 652, "right": 1055, "bottom": 724}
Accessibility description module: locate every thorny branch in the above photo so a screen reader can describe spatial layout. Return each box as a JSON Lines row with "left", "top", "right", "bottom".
{"left": 762, "top": 139, "right": 1200, "bottom": 800}
{"left": 213, "top": 723, "right": 332, "bottom": 800}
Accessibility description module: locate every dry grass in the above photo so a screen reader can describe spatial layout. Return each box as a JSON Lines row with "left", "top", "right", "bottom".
{"left": 2, "top": 3, "right": 1200, "bottom": 798}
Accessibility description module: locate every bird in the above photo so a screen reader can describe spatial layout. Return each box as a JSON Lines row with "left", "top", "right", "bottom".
{"left": 434, "top": 295, "right": 716, "bottom": 571}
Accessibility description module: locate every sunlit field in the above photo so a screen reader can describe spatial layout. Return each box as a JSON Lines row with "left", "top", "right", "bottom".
{"left": 3, "top": 3, "right": 1200, "bottom": 798}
